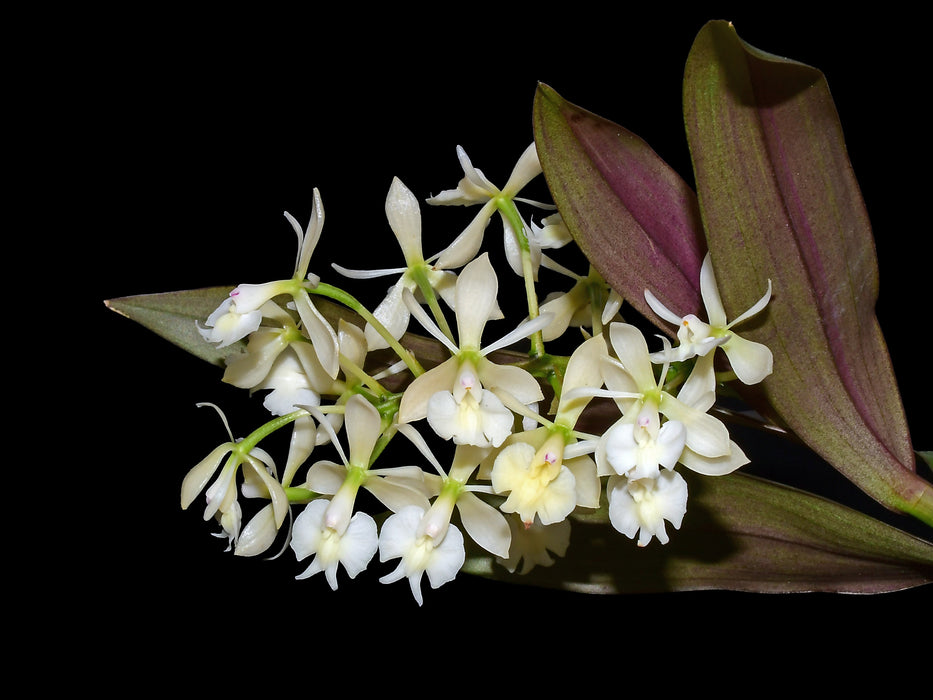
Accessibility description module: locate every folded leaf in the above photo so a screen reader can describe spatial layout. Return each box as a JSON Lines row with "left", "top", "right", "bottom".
{"left": 463, "top": 469, "right": 933, "bottom": 594}
{"left": 533, "top": 83, "right": 706, "bottom": 332}
{"left": 682, "top": 21, "right": 932, "bottom": 524}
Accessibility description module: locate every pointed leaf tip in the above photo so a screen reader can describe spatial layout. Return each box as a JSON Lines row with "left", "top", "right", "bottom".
{"left": 533, "top": 83, "right": 706, "bottom": 333}
{"left": 105, "top": 287, "right": 241, "bottom": 366}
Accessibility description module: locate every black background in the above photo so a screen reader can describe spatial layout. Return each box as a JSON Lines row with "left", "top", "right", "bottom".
{"left": 82, "top": 5, "right": 930, "bottom": 682}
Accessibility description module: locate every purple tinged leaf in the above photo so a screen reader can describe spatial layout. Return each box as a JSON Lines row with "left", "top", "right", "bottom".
{"left": 464, "top": 469, "right": 933, "bottom": 594}
{"left": 682, "top": 21, "right": 932, "bottom": 523}
{"left": 533, "top": 83, "right": 706, "bottom": 332}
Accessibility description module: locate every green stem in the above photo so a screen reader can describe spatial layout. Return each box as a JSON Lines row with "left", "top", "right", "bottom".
{"left": 496, "top": 196, "right": 545, "bottom": 357}
{"left": 239, "top": 409, "right": 309, "bottom": 454}
{"left": 284, "top": 486, "right": 317, "bottom": 504}
{"left": 309, "top": 282, "right": 424, "bottom": 376}
{"left": 410, "top": 264, "right": 455, "bottom": 344}
{"left": 339, "top": 351, "right": 388, "bottom": 398}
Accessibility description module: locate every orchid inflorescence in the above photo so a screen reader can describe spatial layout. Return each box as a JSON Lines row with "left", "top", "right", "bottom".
{"left": 184, "top": 141, "right": 774, "bottom": 606}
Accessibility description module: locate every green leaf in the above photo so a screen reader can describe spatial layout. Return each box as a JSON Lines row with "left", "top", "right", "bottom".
{"left": 682, "top": 21, "right": 933, "bottom": 525}
{"left": 533, "top": 83, "right": 706, "bottom": 332}
{"left": 464, "top": 469, "right": 933, "bottom": 594}
{"left": 105, "top": 287, "right": 241, "bottom": 366}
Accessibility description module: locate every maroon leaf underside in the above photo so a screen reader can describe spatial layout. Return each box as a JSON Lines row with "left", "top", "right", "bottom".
{"left": 683, "top": 21, "right": 928, "bottom": 517}
{"left": 533, "top": 84, "right": 706, "bottom": 333}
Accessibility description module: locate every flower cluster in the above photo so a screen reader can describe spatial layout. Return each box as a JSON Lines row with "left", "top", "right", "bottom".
{"left": 182, "top": 143, "right": 773, "bottom": 604}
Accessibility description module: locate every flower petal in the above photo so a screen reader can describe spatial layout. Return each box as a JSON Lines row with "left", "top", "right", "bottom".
{"left": 339, "top": 512, "right": 379, "bottom": 579}
{"left": 344, "top": 394, "right": 383, "bottom": 468}
{"left": 723, "top": 333, "right": 774, "bottom": 385}
{"left": 398, "top": 356, "right": 460, "bottom": 424}
{"left": 456, "top": 492, "right": 512, "bottom": 558}
{"left": 364, "top": 475, "right": 432, "bottom": 513}
{"left": 365, "top": 280, "right": 411, "bottom": 351}
{"left": 295, "top": 188, "right": 324, "bottom": 279}
{"left": 557, "top": 334, "right": 608, "bottom": 426}
{"left": 678, "top": 441, "right": 749, "bottom": 476}
{"left": 435, "top": 200, "right": 497, "bottom": 270}
{"left": 181, "top": 443, "right": 234, "bottom": 510}
{"left": 291, "top": 292, "right": 340, "bottom": 379}
{"left": 305, "top": 459, "right": 347, "bottom": 495}
{"left": 221, "top": 329, "right": 288, "bottom": 389}
{"left": 385, "top": 177, "right": 424, "bottom": 265}
{"left": 425, "top": 524, "right": 465, "bottom": 590}
{"left": 659, "top": 393, "right": 731, "bottom": 457}
{"left": 566, "top": 454, "right": 601, "bottom": 509}
{"left": 477, "top": 358, "right": 544, "bottom": 406}
{"left": 608, "top": 322, "right": 656, "bottom": 391}
{"left": 502, "top": 142, "right": 543, "bottom": 196}
{"left": 698, "top": 253, "right": 728, "bottom": 327}
{"left": 454, "top": 253, "right": 500, "bottom": 350}
{"left": 234, "top": 503, "right": 279, "bottom": 557}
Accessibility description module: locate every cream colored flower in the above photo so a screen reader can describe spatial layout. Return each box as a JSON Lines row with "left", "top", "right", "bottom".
{"left": 180, "top": 404, "right": 289, "bottom": 550}
{"left": 645, "top": 253, "right": 773, "bottom": 384}
{"left": 607, "top": 471, "right": 688, "bottom": 547}
{"left": 199, "top": 188, "right": 340, "bottom": 378}
{"left": 397, "top": 253, "right": 548, "bottom": 448}
{"left": 429, "top": 143, "right": 554, "bottom": 275}
{"left": 333, "top": 177, "right": 459, "bottom": 350}
{"left": 489, "top": 335, "right": 607, "bottom": 526}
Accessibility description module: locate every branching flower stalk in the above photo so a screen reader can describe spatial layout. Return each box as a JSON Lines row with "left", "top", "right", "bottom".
{"left": 111, "top": 23, "right": 933, "bottom": 602}
{"left": 309, "top": 281, "right": 425, "bottom": 377}
{"left": 495, "top": 194, "right": 545, "bottom": 358}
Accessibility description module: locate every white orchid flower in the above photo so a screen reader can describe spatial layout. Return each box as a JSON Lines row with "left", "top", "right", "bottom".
{"left": 290, "top": 394, "right": 432, "bottom": 590}
{"left": 489, "top": 334, "right": 607, "bottom": 527}
{"left": 302, "top": 394, "right": 432, "bottom": 516}
{"left": 599, "top": 406, "right": 687, "bottom": 481}
{"left": 529, "top": 212, "right": 573, "bottom": 250}
{"left": 377, "top": 431, "right": 511, "bottom": 606}
{"left": 670, "top": 352, "right": 750, "bottom": 477}
{"left": 197, "top": 296, "right": 263, "bottom": 348}
{"left": 221, "top": 301, "right": 336, "bottom": 416}
{"left": 181, "top": 403, "right": 289, "bottom": 547}
{"left": 199, "top": 188, "right": 340, "bottom": 378}
{"left": 607, "top": 470, "right": 689, "bottom": 547}
{"left": 378, "top": 504, "right": 465, "bottom": 606}
{"left": 397, "top": 429, "right": 512, "bottom": 557}
{"left": 397, "top": 253, "right": 549, "bottom": 448}
{"left": 600, "top": 322, "right": 732, "bottom": 460}
{"left": 291, "top": 497, "right": 378, "bottom": 590}
{"left": 644, "top": 252, "right": 773, "bottom": 385}
{"left": 333, "top": 177, "right": 461, "bottom": 350}
{"left": 428, "top": 143, "right": 555, "bottom": 274}
{"left": 491, "top": 430, "right": 580, "bottom": 527}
